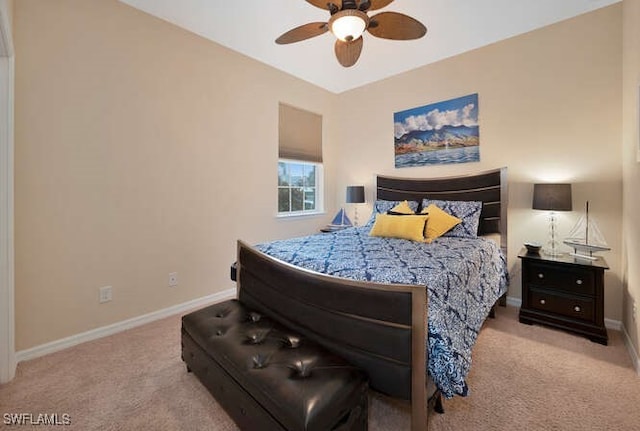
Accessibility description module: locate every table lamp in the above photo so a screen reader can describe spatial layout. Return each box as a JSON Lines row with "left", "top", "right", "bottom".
{"left": 346, "top": 185, "right": 365, "bottom": 226}
{"left": 532, "top": 183, "right": 572, "bottom": 256}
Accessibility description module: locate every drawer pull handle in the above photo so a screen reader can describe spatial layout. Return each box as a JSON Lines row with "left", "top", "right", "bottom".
{"left": 537, "top": 273, "right": 544, "bottom": 279}
{"left": 576, "top": 279, "right": 583, "bottom": 285}
{"left": 539, "top": 299, "right": 546, "bottom": 305}
{"left": 574, "top": 305, "right": 581, "bottom": 312}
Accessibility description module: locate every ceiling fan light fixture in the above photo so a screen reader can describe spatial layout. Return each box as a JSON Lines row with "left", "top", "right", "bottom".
{"left": 329, "top": 9, "right": 369, "bottom": 42}
{"left": 277, "top": 1, "right": 426, "bottom": 68}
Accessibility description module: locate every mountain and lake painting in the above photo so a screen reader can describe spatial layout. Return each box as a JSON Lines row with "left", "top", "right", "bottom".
{"left": 394, "top": 93, "right": 480, "bottom": 168}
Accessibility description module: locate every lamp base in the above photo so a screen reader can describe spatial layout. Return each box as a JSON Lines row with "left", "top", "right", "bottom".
{"left": 542, "top": 248, "right": 565, "bottom": 258}
{"left": 543, "top": 212, "right": 565, "bottom": 257}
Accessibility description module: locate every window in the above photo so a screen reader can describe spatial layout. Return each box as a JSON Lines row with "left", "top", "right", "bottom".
{"left": 278, "top": 160, "right": 323, "bottom": 215}
{"left": 278, "top": 103, "right": 323, "bottom": 216}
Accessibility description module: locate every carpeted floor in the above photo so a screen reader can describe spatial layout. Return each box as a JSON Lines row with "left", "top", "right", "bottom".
{"left": 1, "top": 305, "right": 638, "bottom": 430}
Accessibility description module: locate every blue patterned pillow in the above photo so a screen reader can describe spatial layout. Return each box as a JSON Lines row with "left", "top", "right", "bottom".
{"left": 421, "top": 199, "right": 482, "bottom": 238}
{"left": 365, "top": 200, "right": 419, "bottom": 226}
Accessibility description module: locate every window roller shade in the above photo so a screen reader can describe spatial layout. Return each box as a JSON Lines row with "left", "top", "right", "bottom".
{"left": 279, "top": 103, "right": 323, "bottom": 163}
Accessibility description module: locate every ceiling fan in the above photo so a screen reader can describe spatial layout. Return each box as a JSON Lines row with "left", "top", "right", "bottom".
{"left": 276, "top": 0, "right": 427, "bottom": 67}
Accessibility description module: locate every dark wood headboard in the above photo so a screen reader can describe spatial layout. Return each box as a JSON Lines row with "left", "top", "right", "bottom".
{"left": 376, "top": 167, "right": 508, "bottom": 254}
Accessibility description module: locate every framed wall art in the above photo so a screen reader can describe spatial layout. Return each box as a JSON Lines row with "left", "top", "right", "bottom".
{"left": 394, "top": 93, "right": 480, "bottom": 168}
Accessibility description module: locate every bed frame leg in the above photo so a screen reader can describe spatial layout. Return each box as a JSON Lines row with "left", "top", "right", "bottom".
{"left": 434, "top": 393, "right": 444, "bottom": 414}
{"left": 490, "top": 293, "right": 506, "bottom": 318}
{"left": 499, "top": 292, "right": 507, "bottom": 307}
{"left": 428, "top": 390, "right": 445, "bottom": 415}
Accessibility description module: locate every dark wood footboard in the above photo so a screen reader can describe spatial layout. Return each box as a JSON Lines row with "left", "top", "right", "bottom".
{"left": 236, "top": 240, "right": 429, "bottom": 431}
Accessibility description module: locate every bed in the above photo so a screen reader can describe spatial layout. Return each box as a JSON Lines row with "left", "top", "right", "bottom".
{"left": 234, "top": 168, "right": 508, "bottom": 430}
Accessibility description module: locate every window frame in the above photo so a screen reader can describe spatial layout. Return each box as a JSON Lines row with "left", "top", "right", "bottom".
{"left": 277, "top": 158, "right": 324, "bottom": 218}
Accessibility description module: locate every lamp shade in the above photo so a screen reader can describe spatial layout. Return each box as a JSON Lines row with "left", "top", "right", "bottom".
{"left": 346, "top": 186, "right": 365, "bottom": 204}
{"left": 532, "top": 183, "right": 572, "bottom": 211}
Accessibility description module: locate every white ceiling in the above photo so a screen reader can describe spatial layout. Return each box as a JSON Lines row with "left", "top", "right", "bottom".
{"left": 119, "top": 0, "right": 620, "bottom": 94}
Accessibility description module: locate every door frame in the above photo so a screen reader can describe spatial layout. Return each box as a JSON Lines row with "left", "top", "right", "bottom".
{"left": 0, "top": 0, "right": 15, "bottom": 383}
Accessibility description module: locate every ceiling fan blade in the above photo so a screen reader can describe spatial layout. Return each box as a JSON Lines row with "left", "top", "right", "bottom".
{"left": 367, "top": 0, "right": 394, "bottom": 10}
{"left": 335, "top": 37, "right": 363, "bottom": 67}
{"left": 367, "top": 12, "right": 427, "bottom": 40}
{"left": 275, "top": 22, "right": 329, "bottom": 44}
{"left": 305, "top": 0, "right": 342, "bottom": 10}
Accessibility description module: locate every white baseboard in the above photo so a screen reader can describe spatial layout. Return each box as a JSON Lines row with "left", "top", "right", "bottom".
{"left": 16, "top": 288, "right": 236, "bottom": 363}
{"left": 504, "top": 296, "right": 622, "bottom": 330}
{"left": 604, "top": 318, "right": 623, "bottom": 331}
{"left": 18, "top": 289, "right": 639, "bottom": 377}
{"left": 505, "top": 296, "right": 522, "bottom": 308}
{"left": 622, "top": 324, "right": 640, "bottom": 376}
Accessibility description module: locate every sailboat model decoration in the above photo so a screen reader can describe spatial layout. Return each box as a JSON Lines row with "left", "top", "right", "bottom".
{"left": 563, "top": 201, "right": 610, "bottom": 260}
{"left": 330, "top": 208, "right": 352, "bottom": 227}
{"left": 320, "top": 208, "right": 353, "bottom": 233}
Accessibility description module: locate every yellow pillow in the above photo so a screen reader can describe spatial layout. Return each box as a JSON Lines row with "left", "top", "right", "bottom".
{"left": 421, "top": 204, "right": 462, "bottom": 243}
{"left": 389, "top": 200, "right": 415, "bottom": 215}
{"left": 369, "top": 213, "right": 428, "bottom": 242}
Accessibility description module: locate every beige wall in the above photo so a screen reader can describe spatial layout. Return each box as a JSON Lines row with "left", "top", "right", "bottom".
{"left": 14, "top": 0, "right": 336, "bottom": 350}
{"left": 14, "top": 1, "right": 628, "bottom": 352}
{"left": 622, "top": 0, "right": 640, "bottom": 366}
{"left": 331, "top": 5, "right": 624, "bottom": 320}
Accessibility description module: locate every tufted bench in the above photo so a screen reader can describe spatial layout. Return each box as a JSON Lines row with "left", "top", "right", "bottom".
{"left": 181, "top": 299, "right": 369, "bottom": 431}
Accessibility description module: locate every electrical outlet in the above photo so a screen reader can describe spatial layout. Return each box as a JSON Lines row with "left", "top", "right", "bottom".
{"left": 99, "top": 286, "right": 112, "bottom": 303}
{"left": 169, "top": 272, "right": 178, "bottom": 287}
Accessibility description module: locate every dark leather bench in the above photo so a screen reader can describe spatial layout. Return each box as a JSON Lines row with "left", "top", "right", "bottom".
{"left": 182, "top": 299, "right": 369, "bottom": 431}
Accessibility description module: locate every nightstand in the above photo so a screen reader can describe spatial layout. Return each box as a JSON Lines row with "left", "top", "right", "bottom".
{"left": 518, "top": 249, "right": 609, "bottom": 345}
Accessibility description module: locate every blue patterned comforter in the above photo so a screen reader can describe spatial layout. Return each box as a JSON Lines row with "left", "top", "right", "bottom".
{"left": 256, "top": 226, "right": 508, "bottom": 398}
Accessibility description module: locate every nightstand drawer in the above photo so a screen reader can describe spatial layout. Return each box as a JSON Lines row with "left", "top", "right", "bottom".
{"left": 526, "top": 263, "right": 595, "bottom": 295}
{"left": 529, "top": 289, "right": 595, "bottom": 322}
